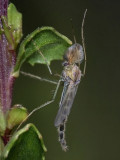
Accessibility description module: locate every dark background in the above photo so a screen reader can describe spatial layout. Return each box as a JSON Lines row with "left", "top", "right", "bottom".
{"left": 11, "top": 0, "right": 120, "bottom": 160}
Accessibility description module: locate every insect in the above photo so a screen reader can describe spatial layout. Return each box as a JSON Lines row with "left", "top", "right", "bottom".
{"left": 54, "top": 10, "right": 87, "bottom": 151}
{"left": 16, "top": 9, "right": 87, "bottom": 151}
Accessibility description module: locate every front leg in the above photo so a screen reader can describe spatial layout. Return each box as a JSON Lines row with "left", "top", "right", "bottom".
{"left": 20, "top": 71, "right": 58, "bottom": 85}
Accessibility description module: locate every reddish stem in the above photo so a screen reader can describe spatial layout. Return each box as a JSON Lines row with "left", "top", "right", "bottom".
{"left": 0, "top": 0, "right": 16, "bottom": 114}
{"left": 2, "top": 128, "right": 11, "bottom": 145}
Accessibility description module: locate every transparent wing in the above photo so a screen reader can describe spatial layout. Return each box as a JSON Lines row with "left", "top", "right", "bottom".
{"left": 54, "top": 82, "right": 79, "bottom": 127}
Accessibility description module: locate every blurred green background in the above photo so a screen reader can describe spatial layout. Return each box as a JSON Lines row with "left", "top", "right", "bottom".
{"left": 11, "top": 0, "right": 120, "bottom": 160}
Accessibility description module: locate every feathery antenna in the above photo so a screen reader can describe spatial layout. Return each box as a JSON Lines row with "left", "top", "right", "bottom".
{"left": 81, "top": 9, "right": 87, "bottom": 75}
{"left": 70, "top": 18, "right": 77, "bottom": 43}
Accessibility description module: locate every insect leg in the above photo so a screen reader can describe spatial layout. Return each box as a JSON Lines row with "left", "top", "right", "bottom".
{"left": 32, "top": 40, "right": 52, "bottom": 75}
{"left": 15, "top": 79, "right": 62, "bottom": 132}
{"left": 20, "top": 71, "right": 57, "bottom": 85}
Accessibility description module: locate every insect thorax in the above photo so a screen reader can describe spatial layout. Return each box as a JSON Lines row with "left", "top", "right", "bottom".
{"left": 63, "top": 64, "right": 81, "bottom": 83}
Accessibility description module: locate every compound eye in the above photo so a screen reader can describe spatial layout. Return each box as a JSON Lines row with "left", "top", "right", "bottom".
{"left": 62, "top": 61, "right": 69, "bottom": 66}
{"left": 63, "top": 54, "right": 68, "bottom": 61}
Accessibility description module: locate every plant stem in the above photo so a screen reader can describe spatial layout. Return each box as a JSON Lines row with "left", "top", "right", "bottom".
{"left": 0, "top": 0, "right": 16, "bottom": 114}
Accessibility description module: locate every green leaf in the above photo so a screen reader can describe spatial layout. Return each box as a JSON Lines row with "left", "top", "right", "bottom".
{"left": 3, "top": 124, "right": 47, "bottom": 160}
{"left": 0, "top": 109, "right": 6, "bottom": 136}
{"left": 12, "top": 26, "right": 72, "bottom": 77}
{"left": 1, "top": 16, "right": 15, "bottom": 49}
{"left": 7, "top": 3, "right": 23, "bottom": 48}
{"left": 0, "top": 136, "right": 4, "bottom": 158}
{"left": 7, "top": 104, "right": 28, "bottom": 130}
{"left": 1, "top": 3, "right": 22, "bottom": 50}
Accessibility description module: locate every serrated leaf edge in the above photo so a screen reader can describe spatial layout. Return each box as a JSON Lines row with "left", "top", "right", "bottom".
{"left": 12, "top": 26, "right": 72, "bottom": 77}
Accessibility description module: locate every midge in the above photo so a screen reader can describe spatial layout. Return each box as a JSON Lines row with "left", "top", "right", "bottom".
{"left": 55, "top": 45, "right": 84, "bottom": 151}
{"left": 17, "top": 9, "right": 87, "bottom": 151}
{"left": 54, "top": 9, "right": 87, "bottom": 151}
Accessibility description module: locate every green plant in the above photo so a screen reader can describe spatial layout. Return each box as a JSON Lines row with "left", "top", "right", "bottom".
{"left": 0, "top": 1, "right": 72, "bottom": 159}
